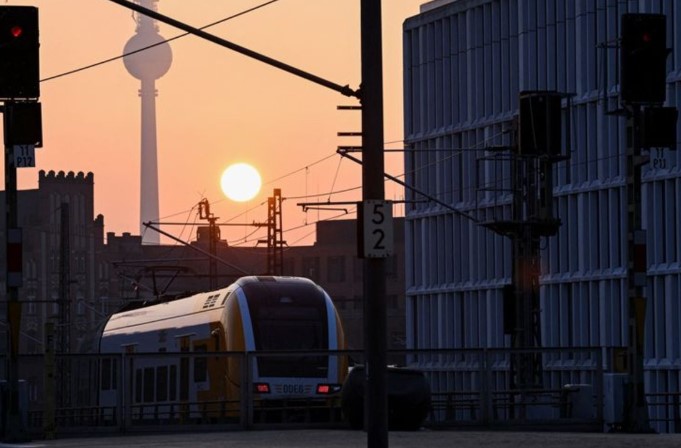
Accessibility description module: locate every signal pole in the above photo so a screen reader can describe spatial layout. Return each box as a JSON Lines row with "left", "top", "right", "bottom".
{"left": 361, "top": 1, "right": 388, "bottom": 446}
{"left": 618, "top": 13, "right": 676, "bottom": 432}
{"left": 622, "top": 103, "right": 650, "bottom": 432}
{"left": 483, "top": 92, "right": 568, "bottom": 395}
{"left": 3, "top": 111, "right": 27, "bottom": 442}
{"left": 0, "top": 6, "right": 40, "bottom": 442}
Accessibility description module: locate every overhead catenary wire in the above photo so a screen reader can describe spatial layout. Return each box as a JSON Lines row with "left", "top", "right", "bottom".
{"left": 229, "top": 208, "right": 355, "bottom": 247}
{"left": 41, "top": 0, "right": 282, "bottom": 83}
{"left": 23, "top": 136, "right": 631, "bottom": 248}
{"left": 37, "top": 1, "right": 639, "bottom": 243}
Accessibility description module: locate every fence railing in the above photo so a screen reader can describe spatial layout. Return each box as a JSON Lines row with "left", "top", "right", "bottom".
{"left": 4, "top": 347, "right": 680, "bottom": 435}
{"left": 646, "top": 392, "right": 681, "bottom": 433}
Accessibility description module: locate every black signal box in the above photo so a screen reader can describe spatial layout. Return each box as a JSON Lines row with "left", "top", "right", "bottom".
{"left": 620, "top": 13, "right": 668, "bottom": 104}
{"left": 0, "top": 6, "right": 40, "bottom": 99}
{"left": 4, "top": 101, "right": 42, "bottom": 147}
{"left": 518, "top": 91, "right": 562, "bottom": 156}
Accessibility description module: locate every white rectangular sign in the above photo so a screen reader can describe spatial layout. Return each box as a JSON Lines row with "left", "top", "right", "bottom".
{"left": 650, "top": 148, "right": 675, "bottom": 171}
{"left": 13, "top": 144, "right": 35, "bottom": 168}
{"left": 361, "top": 200, "right": 394, "bottom": 258}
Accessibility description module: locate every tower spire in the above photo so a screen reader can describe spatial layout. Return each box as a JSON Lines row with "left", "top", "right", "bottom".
{"left": 123, "top": 0, "right": 172, "bottom": 244}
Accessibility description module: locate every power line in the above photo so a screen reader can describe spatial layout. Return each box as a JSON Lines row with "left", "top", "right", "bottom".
{"left": 263, "top": 152, "right": 338, "bottom": 186}
{"left": 284, "top": 185, "right": 361, "bottom": 201}
{"left": 229, "top": 206, "right": 355, "bottom": 247}
{"left": 41, "top": 0, "right": 281, "bottom": 83}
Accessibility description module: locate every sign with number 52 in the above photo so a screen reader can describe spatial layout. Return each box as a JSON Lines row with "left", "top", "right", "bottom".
{"left": 358, "top": 200, "right": 393, "bottom": 258}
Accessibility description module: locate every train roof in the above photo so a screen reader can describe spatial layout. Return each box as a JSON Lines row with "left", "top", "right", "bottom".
{"left": 103, "top": 285, "right": 233, "bottom": 336}
{"left": 102, "top": 276, "right": 320, "bottom": 336}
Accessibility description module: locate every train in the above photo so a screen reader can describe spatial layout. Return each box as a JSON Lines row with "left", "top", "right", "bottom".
{"left": 96, "top": 276, "right": 347, "bottom": 421}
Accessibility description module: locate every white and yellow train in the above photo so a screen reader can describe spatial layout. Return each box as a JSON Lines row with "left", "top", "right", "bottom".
{"left": 97, "top": 276, "right": 347, "bottom": 419}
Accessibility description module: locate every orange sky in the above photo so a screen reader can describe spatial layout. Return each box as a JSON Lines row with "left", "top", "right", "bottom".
{"left": 4, "top": 0, "right": 425, "bottom": 246}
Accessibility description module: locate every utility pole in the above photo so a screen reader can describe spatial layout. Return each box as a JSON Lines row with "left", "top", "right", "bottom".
{"left": 198, "top": 199, "right": 219, "bottom": 289}
{"left": 260, "top": 189, "right": 284, "bottom": 275}
{"left": 104, "top": 0, "right": 386, "bottom": 442}
{"left": 361, "top": 0, "right": 388, "bottom": 446}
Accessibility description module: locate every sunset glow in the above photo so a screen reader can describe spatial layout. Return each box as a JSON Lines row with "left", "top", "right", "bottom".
{"left": 10, "top": 0, "right": 423, "bottom": 245}
{"left": 220, "top": 163, "right": 261, "bottom": 202}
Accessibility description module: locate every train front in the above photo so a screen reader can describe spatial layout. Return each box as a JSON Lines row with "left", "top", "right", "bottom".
{"left": 231, "top": 276, "right": 347, "bottom": 405}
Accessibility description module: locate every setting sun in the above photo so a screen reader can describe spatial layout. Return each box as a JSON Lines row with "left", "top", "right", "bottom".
{"left": 220, "top": 163, "right": 262, "bottom": 202}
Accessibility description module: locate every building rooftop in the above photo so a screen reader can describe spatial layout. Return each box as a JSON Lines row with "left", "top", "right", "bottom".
{"left": 420, "top": 0, "right": 457, "bottom": 13}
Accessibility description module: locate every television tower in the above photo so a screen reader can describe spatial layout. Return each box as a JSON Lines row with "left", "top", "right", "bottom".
{"left": 123, "top": 0, "right": 172, "bottom": 244}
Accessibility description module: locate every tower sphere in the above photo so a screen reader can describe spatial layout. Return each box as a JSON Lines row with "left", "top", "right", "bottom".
{"left": 123, "top": 31, "right": 173, "bottom": 80}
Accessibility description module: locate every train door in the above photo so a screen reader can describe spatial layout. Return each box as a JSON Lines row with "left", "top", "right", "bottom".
{"left": 98, "top": 354, "right": 119, "bottom": 421}
{"left": 194, "top": 323, "right": 229, "bottom": 420}
{"left": 176, "top": 335, "right": 192, "bottom": 420}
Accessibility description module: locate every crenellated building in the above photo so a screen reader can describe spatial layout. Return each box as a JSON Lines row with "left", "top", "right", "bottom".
{"left": 1, "top": 170, "right": 405, "bottom": 404}
{"left": 2, "top": 170, "right": 104, "bottom": 355}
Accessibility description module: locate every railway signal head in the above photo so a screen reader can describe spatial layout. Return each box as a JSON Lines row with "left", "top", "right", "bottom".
{"left": 620, "top": 13, "right": 668, "bottom": 104}
{"left": 0, "top": 6, "right": 40, "bottom": 100}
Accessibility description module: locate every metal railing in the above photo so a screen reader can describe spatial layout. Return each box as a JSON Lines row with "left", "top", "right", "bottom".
{"left": 8, "top": 346, "right": 679, "bottom": 436}
{"left": 398, "top": 347, "right": 604, "bottom": 430}
{"left": 646, "top": 392, "right": 681, "bottom": 433}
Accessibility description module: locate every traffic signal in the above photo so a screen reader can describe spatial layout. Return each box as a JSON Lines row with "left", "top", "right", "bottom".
{"left": 518, "top": 91, "right": 562, "bottom": 156}
{"left": 620, "top": 13, "right": 668, "bottom": 104}
{"left": 0, "top": 6, "right": 39, "bottom": 99}
{"left": 3, "top": 101, "right": 42, "bottom": 147}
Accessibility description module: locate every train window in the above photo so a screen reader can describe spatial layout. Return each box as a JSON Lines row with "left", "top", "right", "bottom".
{"left": 112, "top": 359, "right": 118, "bottom": 390}
{"left": 101, "top": 358, "right": 112, "bottom": 391}
{"left": 156, "top": 366, "right": 168, "bottom": 402}
{"left": 179, "top": 358, "right": 189, "bottom": 401}
{"left": 194, "top": 344, "right": 207, "bottom": 383}
{"left": 178, "top": 337, "right": 190, "bottom": 400}
{"left": 169, "top": 365, "right": 177, "bottom": 401}
{"left": 135, "top": 369, "right": 142, "bottom": 403}
{"left": 143, "top": 367, "right": 154, "bottom": 403}
{"left": 100, "top": 358, "right": 118, "bottom": 391}
{"left": 243, "top": 281, "right": 329, "bottom": 378}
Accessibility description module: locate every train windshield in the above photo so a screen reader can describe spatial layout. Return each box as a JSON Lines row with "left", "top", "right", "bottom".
{"left": 243, "top": 280, "right": 329, "bottom": 378}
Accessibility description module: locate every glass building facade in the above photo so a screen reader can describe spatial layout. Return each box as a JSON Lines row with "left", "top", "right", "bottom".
{"left": 403, "top": 0, "right": 681, "bottom": 429}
